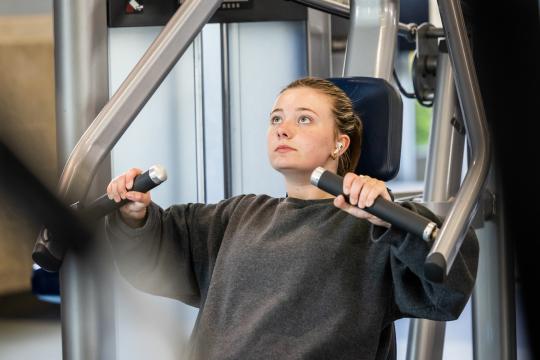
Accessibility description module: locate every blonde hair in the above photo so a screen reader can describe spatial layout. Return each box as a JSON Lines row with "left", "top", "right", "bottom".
{"left": 281, "top": 77, "right": 363, "bottom": 176}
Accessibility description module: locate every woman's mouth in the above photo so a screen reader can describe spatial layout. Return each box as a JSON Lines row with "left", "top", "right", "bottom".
{"left": 275, "top": 145, "right": 296, "bottom": 153}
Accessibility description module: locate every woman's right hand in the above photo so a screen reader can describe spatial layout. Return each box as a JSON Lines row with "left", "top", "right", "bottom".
{"left": 106, "top": 168, "right": 152, "bottom": 228}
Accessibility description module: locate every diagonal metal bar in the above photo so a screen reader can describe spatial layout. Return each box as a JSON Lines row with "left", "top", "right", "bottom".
{"left": 57, "top": 0, "right": 223, "bottom": 205}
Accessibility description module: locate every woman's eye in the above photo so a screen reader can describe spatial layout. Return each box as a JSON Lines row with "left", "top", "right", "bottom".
{"left": 298, "top": 116, "right": 311, "bottom": 124}
{"left": 271, "top": 116, "right": 282, "bottom": 124}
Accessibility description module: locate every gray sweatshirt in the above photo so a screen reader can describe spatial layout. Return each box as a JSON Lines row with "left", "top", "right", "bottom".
{"left": 105, "top": 194, "right": 478, "bottom": 360}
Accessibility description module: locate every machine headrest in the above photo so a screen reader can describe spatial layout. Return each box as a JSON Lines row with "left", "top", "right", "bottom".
{"left": 328, "top": 77, "right": 403, "bottom": 181}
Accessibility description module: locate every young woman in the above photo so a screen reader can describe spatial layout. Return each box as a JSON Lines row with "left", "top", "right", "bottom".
{"left": 106, "top": 77, "right": 478, "bottom": 360}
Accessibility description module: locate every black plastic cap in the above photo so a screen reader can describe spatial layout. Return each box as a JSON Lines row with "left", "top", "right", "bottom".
{"left": 32, "top": 242, "right": 62, "bottom": 272}
{"left": 424, "top": 252, "right": 447, "bottom": 283}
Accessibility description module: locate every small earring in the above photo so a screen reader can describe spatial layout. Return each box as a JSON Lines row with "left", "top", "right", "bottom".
{"left": 331, "top": 144, "right": 342, "bottom": 160}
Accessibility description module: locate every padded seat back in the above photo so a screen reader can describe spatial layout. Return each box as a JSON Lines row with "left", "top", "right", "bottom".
{"left": 328, "top": 77, "right": 403, "bottom": 181}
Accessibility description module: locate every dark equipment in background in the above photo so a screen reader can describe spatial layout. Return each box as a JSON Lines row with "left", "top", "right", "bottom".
{"left": 107, "top": 0, "right": 306, "bottom": 27}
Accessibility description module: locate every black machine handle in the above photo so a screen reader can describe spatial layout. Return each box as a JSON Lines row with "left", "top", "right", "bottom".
{"left": 79, "top": 165, "right": 167, "bottom": 221}
{"left": 310, "top": 167, "right": 438, "bottom": 242}
{"left": 32, "top": 165, "right": 168, "bottom": 272}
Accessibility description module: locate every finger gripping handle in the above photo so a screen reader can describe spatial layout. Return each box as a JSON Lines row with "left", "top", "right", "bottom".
{"left": 81, "top": 165, "right": 167, "bottom": 221}
{"left": 310, "top": 167, "right": 438, "bottom": 241}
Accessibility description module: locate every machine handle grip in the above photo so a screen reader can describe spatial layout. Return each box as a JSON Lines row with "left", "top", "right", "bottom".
{"left": 80, "top": 165, "right": 167, "bottom": 221}
{"left": 310, "top": 167, "right": 438, "bottom": 241}
{"left": 32, "top": 165, "right": 167, "bottom": 271}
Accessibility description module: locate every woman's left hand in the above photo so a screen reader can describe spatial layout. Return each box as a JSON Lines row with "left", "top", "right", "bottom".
{"left": 333, "top": 172, "right": 392, "bottom": 228}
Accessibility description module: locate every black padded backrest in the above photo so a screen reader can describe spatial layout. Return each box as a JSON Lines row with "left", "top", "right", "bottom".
{"left": 328, "top": 77, "right": 403, "bottom": 181}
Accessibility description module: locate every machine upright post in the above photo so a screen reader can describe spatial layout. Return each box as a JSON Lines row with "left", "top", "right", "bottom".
{"left": 406, "top": 46, "right": 465, "bottom": 360}
{"left": 343, "top": 0, "right": 399, "bottom": 80}
{"left": 307, "top": 7, "right": 333, "bottom": 77}
{"left": 53, "top": 0, "right": 114, "bottom": 358}
{"left": 472, "top": 175, "right": 516, "bottom": 360}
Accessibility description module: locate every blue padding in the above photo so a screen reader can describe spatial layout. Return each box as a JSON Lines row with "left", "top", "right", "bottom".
{"left": 328, "top": 77, "right": 403, "bottom": 181}
{"left": 31, "top": 267, "right": 60, "bottom": 302}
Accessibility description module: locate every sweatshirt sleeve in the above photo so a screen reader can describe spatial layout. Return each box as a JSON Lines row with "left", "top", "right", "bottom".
{"left": 105, "top": 196, "right": 245, "bottom": 308}
{"left": 371, "top": 201, "right": 479, "bottom": 322}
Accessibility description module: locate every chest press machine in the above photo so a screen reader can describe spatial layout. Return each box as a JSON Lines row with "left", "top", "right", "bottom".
{"left": 27, "top": 0, "right": 505, "bottom": 359}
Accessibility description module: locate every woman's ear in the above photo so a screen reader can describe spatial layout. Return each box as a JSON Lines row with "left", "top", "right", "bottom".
{"left": 337, "top": 134, "right": 350, "bottom": 155}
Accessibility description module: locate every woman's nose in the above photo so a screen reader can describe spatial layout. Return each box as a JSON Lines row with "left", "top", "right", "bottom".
{"left": 276, "top": 120, "right": 293, "bottom": 138}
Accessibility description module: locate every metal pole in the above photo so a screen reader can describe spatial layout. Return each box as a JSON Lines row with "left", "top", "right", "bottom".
{"left": 424, "top": 0, "right": 491, "bottom": 281}
{"left": 406, "top": 48, "right": 465, "bottom": 360}
{"left": 220, "top": 23, "right": 233, "bottom": 199}
{"left": 193, "top": 33, "right": 207, "bottom": 203}
{"left": 53, "top": 0, "right": 113, "bottom": 358}
{"left": 54, "top": 0, "right": 109, "bottom": 170}
{"left": 423, "top": 53, "right": 464, "bottom": 203}
{"left": 307, "top": 8, "right": 333, "bottom": 77}
{"left": 343, "top": 0, "right": 399, "bottom": 80}
{"left": 407, "top": 319, "right": 446, "bottom": 360}
{"left": 472, "top": 172, "right": 516, "bottom": 360}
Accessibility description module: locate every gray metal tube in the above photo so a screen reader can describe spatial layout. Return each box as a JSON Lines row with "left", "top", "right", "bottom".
{"left": 472, "top": 174, "right": 516, "bottom": 360}
{"left": 220, "top": 23, "right": 233, "bottom": 199}
{"left": 307, "top": 8, "right": 333, "bottom": 77}
{"left": 53, "top": 0, "right": 114, "bottom": 358}
{"left": 343, "top": 0, "right": 399, "bottom": 80}
{"left": 423, "top": 53, "right": 464, "bottom": 202}
{"left": 425, "top": 0, "right": 491, "bottom": 279}
{"left": 407, "top": 49, "right": 464, "bottom": 360}
{"left": 57, "top": 0, "right": 222, "bottom": 204}
{"left": 193, "top": 33, "right": 207, "bottom": 203}
{"left": 54, "top": 1, "right": 109, "bottom": 170}
{"left": 407, "top": 320, "right": 446, "bottom": 360}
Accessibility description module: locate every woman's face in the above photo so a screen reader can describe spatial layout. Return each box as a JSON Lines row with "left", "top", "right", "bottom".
{"left": 267, "top": 87, "right": 339, "bottom": 176}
